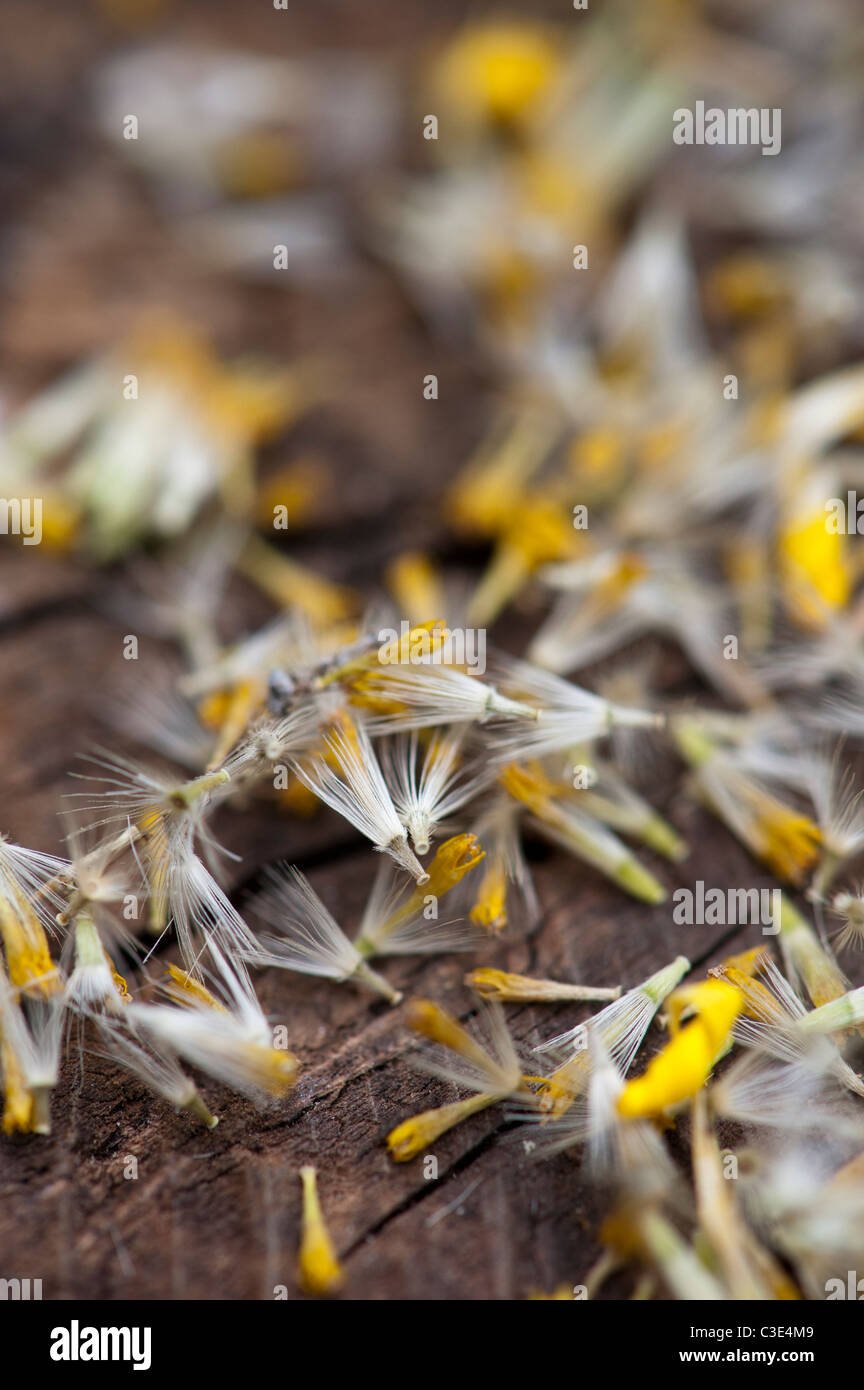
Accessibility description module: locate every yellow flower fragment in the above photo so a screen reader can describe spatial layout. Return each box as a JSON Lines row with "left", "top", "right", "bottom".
{"left": 469, "top": 860, "right": 508, "bottom": 933}
{"left": 128, "top": 951, "right": 298, "bottom": 1102}
{"left": 465, "top": 968, "right": 620, "bottom": 1004}
{"left": 779, "top": 479, "right": 850, "bottom": 630}
{"left": 375, "top": 619, "right": 450, "bottom": 670}
{"left": 1, "top": 1022, "right": 34, "bottom": 1136}
{"left": 165, "top": 964, "right": 227, "bottom": 1013}
{"left": 357, "top": 832, "right": 486, "bottom": 958}
{"left": 387, "top": 1094, "right": 496, "bottom": 1161}
{"left": 713, "top": 964, "right": 786, "bottom": 1027}
{"left": 0, "top": 963, "right": 61, "bottom": 1135}
{"left": 386, "top": 999, "right": 523, "bottom": 1162}
{"left": 465, "top": 798, "right": 535, "bottom": 934}
{"left": 431, "top": 22, "right": 561, "bottom": 132}
{"left": 255, "top": 458, "right": 325, "bottom": 532}
{"left": 342, "top": 622, "right": 453, "bottom": 714}
{"left": 297, "top": 1166, "right": 344, "bottom": 1297}
{"left": 503, "top": 762, "right": 666, "bottom": 903}
{"left": 706, "top": 253, "right": 788, "bottom": 320}
{"left": 674, "top": 719, "right": 821, "bottom": 885}
{"left": 385, "top": 554, "right": 446, "bottom": 629}
{"left": 777, "top": 894, "right": 849, "bottom": 1010}
{"left": 407, "top": 998, "right": 498, "bottom": 1065}
{"left": 0, "top": 891, "right": 61, "bottom": 998}
{"left": 421, "top": 832, "right": 486, "bottom": 900}
{"left": 199, "top": 678, "right": 264, "bottom": 770}
{"left": 747, "top": 798, "right": 821, "bottom": 884}
{"left": 214, "top": 126, "right": 302, "bottom": 199}
{"left": 444, "top": 406, "right": 559, "bottom": 538}
{"left": 712, "top": 952, "right": 864, "bottom": 1099}
{"left": 35, "top": 489, "right": 82, "bottom": 552}
{"left": 466, "top": 497, "right": 578, "bottom": 626}
{"left": 238, "top": 536, "right": 355, "bottom": 624}
{"left": 129, "top": 322, "right": 302, "bottom": 450}
{"left": 535, "top": 956, "right": 691, "bottom": 1120}
{"left": 616, "top": 979, "right": 743, "bottom": 1120}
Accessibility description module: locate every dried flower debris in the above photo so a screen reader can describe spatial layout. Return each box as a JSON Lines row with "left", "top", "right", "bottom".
{"left": 4, "top": 1, "right": 864, "bottom": 1301}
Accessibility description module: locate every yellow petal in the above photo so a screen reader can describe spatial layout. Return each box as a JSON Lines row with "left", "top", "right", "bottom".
{"left": 617, "top": 980, "right": 743, "bottom": 1118}
{"left": 298, "top": 1166, "right": 344, "bottom": 1296}
{"left": 387, "top": 1094, "right": 495, "bottom": 1161}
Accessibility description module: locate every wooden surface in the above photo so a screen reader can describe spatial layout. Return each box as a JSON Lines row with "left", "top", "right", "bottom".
{"left": 0, "top": 547, "right": 784, "bottom": 1299}
{"left": 0, "top": 0, "right": 852, "bottom": 1301}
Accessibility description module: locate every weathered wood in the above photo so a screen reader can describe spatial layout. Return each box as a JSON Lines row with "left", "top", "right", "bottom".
{"left": 0, "top": 585, "right": 775, "bottom": 1298}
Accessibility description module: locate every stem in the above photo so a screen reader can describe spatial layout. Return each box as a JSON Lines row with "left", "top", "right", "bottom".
{"left": 637, "top": 1209, "right": 727, "bottom": 1301}
{"left": 171, "top": 768, "right": 230, "bottom": 807}
{"left": 30, "top": 1085, "right": 52, "bottom": 1136}
{"left": 385, "top": 834, "right": 429, "bottom": 885}
{"left": 672, "top": 718, "right": 717, "bottom": 768}
{"left": 466, "top": 545, "right": 530, "bottom": 628}
{"left": 351, "top": 959, "right": 402, "bottom": 1005}
{"left": 486, "top": 688, "right": 541, "bottom": 721}
{"left": 184, "top": 1091, "right": 219, "bottom": 1130}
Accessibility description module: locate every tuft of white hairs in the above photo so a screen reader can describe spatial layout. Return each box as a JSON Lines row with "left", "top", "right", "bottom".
{"left": 291, "top": 718, "right": 429, "bottom": 882}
